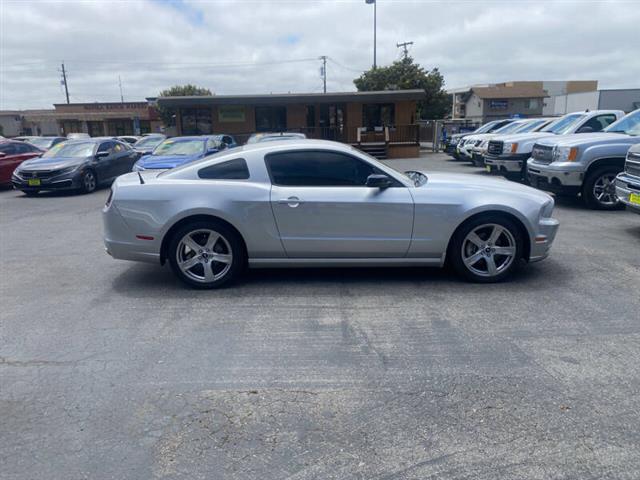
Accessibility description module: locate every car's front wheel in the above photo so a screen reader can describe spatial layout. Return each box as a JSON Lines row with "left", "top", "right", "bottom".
{"left": 167, "top": 220, "right": 245, "bottom": 289}
{"left": 80, "top": 169, "right": 97, "bottom": 194}
{"left": 450, "top": 215, "right": 523, "bottom": 283}
{"left": 582, "top": 166, "right": 623, "bottom": 210}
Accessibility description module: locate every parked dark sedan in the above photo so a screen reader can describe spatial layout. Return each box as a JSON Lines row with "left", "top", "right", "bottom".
{"left": 12, "top": 138, "right": 138, "bottom": 195}
{"left": 0, "top": 140, "right": 44, "bottom": 186}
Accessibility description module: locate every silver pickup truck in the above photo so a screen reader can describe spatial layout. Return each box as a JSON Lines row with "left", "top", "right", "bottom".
{"left": 615, "top": 143, "right": 640, "bottom": 214}
{"left": 485, "top": 110, "right": 624, "bottom": 181}
{"left": 527, "top": 109, "right": 640, "bottom": 210}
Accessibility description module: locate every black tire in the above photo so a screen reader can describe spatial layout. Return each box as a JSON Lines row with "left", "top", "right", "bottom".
{"left": 22, "top": 190, "right": 39, "bottom": 196}
{"left": 80, "top": 169, "right": 98, "bottom": 194}
{"left": 449, "top": 214, "right": 523, "bottom": 283}
{"left": 582, "top": 166, "right": 624, "bottom": 210}
{"left": 167, "top": 220, "right": 246, "bottom": 289}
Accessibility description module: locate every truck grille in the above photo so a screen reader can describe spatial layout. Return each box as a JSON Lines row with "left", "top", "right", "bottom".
{"left": 625, "top": 160, "right": 640, "bottom": 178}
{"left": 487, "top": 141, "right": 503, "bottom": 156}
{"left": 531, "top": 144, "right": 554, "bottom": 164}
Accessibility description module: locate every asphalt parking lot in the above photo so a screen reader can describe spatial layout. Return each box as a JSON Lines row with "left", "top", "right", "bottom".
{"left": 1, "top": 152, "right": 639, "bottom": 480}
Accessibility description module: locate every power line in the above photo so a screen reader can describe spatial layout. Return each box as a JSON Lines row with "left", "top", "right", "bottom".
{"left": 397, "top": 41, "right": 414, "bottom": 60}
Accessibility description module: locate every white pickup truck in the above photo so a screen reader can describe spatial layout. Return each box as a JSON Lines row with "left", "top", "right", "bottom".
{"left": 484, "top": 110, "right": 625, "bottom": 181}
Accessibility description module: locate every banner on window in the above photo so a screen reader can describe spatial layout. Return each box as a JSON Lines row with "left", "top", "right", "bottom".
{"left": 218, "top": 106, "right": 246, "bottom": 123}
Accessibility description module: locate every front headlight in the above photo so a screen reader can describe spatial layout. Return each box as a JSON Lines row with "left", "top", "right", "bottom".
{"left": 553, "top": 146, "right": 579, "bottom": 162}
{"left": 502, "top": 142, "right": 518, "bottom": 154}
{"left": 541, "top": 198, "right": 555, "bottom": 218}
{"left": 55, "top": 165, "right": 80, "bottom": 176}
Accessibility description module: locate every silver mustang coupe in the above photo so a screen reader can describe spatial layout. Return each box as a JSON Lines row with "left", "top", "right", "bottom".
{"left": 103, "top": 140, "right": 559, "bottom": 288}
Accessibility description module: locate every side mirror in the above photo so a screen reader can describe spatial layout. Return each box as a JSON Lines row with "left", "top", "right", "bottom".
{"left": 218, "top": 143, "right": 228, "bottom": 151}
{"left": 366, "top": 174, "right": 392, "bottom": 189}
{"left": 577, "top": 126, "right": 594, "bottom": 133}
{"left": 96, "top": 151, "right": 110, "bottom": 159}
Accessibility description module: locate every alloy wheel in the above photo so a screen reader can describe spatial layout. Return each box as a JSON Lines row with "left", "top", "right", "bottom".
{"left": 83, "top": 171, "right": 96, "bottom": 192}
{"left": 175, "top": 229, "right": 233, "bottom": 283}
{"left": 461, "top": 223, "right": 516, "bottom": 278}
{"left": 592, "top": 173, "right": 619, "bottom": 207}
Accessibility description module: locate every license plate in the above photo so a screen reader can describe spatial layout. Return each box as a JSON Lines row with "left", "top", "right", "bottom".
{"left": 28, "top": 179, "right": 41, "bottom": 186}
{"left": 486, "top": 165, "right": 491, "bottom": 173}
{"left": 630, "top": 193, "right": 640, "bottom": 205}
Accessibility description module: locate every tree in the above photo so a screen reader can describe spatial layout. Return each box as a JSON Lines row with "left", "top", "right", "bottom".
{"left": 157, "top": 84, "right": 212, "bottom": 126}
{"left": 353, "top": 57, "right": 449, "bottom": 120}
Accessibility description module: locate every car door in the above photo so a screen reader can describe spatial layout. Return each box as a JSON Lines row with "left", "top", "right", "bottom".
{"left": 111, "top": 141, "right": 137, "bottom": 176}
{"left": 0, "top": 143, "right": 19, "bottom": 184}
{"left": 266, "top": 149, "right": 414, "bottom": 258}
{"left": 95, "top": 141, "right": 116, "bottom": 181}
{"left": 578, "top": 114, "right": 618, "bottom": 133}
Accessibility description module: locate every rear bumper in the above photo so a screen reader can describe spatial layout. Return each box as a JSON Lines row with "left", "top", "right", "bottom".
{"left": 615, "top": 173, "right": 640, "bottom": 214}
{"left": 102, "top": 203, "right": 160, "bottom": 264}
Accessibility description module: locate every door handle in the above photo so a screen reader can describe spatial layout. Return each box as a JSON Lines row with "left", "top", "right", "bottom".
{"left": 277, "top": 196, "right": 303, "bottom": 207}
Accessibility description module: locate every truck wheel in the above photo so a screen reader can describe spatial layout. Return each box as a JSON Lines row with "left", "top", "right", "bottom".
{"left": 582, "top": 167, "right": 623, "bottom": 210}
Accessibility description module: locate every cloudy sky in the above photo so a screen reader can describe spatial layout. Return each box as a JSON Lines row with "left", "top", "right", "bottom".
{"left": 1, "top": 0, "right": 639, "bottom": 110}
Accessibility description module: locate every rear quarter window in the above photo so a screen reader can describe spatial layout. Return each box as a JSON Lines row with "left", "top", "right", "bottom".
{"left": 198, "top": 158, "right": 250, "bottom": 180}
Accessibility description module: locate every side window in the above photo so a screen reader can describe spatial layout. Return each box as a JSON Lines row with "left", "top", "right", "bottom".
{"left": 0, "top": 144, "right": 17, "bottom": 155}
{"left": 265, "top": 150, "right": 386, "bottom": 187}
{"left": 223, "top": 136, "right": 233, "bottom": 145}
{"left": 113, "top": 142, "right": 124, "bottom": 153}
{"left": 206, "top": 138, "right": 218, "bottom": 151}
{"left": 582, "top": 115, "right": 617, "bottom": 132}
{"left": 198, "top": 158, "right": 250, "bottom": 180}
{"left": 14, "top": 143, "right": 33, "bottom": 154}
{"left": 97, "top": 141, "right": 114, "bottom": 154}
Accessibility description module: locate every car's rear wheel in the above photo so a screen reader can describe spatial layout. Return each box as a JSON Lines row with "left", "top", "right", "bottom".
{"left": 450, "top": 215, "right": 523, "bottom": 283}
{"left": 80, "top": 169, "right": 97, "bottom": 194}
{"left": 582, "top": 167, "right": 623, "bottom": 210}
{"left": 167, "top": 220, "right": 245, "bottom": 289}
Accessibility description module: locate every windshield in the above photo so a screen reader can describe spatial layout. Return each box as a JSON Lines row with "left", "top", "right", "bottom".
{"left": 134, "top": 136, "right": 165, "bottom": 149}
{"left": 475, "top": 121, "right": 501, "bottom": 134}
{"left": 604, "top": 110, "right": 640, "bottom": 136}
{"left": 515, "top": 119, "right": 547, "bottom": 133}
{"left": 26, "top": 137, "right": 57, "bottom": 149}
{"left": 42, "top": 141, "right": 95, "bottom": 158}
{"left": 494, "top": 121, "right": 527, "bottom": 134}
{"left": 542, "top": 114, "right": 585, "bottom": 134}
{"left": 152, "top": 139, "right": 204, "bottom": 156}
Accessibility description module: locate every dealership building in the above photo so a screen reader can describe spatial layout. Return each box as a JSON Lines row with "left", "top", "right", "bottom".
{"left": 155, "top": 90, "right": 425, "bottom": 158}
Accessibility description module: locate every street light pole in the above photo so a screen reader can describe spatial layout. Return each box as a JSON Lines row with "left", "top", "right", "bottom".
{"left": 366, "top": 0, "right": 376, "bottom": 69}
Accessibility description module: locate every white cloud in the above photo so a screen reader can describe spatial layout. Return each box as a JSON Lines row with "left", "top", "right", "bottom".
{"left": 1, "top": 0, "right": 639, "bottom": 109}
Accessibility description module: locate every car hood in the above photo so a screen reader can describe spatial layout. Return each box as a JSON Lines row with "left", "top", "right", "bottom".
{"left": 535, "top": 132, "right": 634, "bottom": 148}
{"left": 414, "top": 171, "right": 552, "bottom": 203}
{"left": 136, "top": 152, "right": 207, "bottom": 169}
{"left": 19, "top": 155, "right": 86, "bottom": 170}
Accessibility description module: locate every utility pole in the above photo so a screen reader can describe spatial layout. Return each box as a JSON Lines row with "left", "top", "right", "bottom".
{"left": 396, "top": 41, "right": 413, "bottom": 60}
{"left": 365, "top": 0, "right": 377, "bottom": 68}
{"left": 60, "top": 62, "right": 70, "bottom": 104}
{"left": 118, "top": 75, "right": 124, "bottom": 102}
{"left": 319, "top": 56, "right": 327, "bottom": 93}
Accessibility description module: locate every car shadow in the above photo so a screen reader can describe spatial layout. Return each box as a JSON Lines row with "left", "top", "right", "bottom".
{"left": 110, "top": 259, "right": 559, "bottom": 300}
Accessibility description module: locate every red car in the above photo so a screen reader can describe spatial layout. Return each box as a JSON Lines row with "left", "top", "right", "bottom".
{"left": 0, "top": 140, "right": 44, "bottom": 186}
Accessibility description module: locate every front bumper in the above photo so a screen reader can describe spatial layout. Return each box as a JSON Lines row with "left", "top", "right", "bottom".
{"left": 615, "top": 173, "right": 640, "bottom": 214}
{"left": 11, "top": 170, "right": 82, "bottom": 191}
{"left": 526, "top": 160, "right": 584, "bottom": 195}
{"left": 485, "top": 153, "right": 530, "bottom": 174}
{"left": 530, "top": 217, "right": 560, "bottom": 262}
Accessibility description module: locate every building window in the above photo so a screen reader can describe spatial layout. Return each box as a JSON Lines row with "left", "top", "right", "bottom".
{"left": 525, "top": 99, "right": 539, "bottom": 110}
{"left": 181, "top": 107, "right": 213, "bottom": 135}
{"left": 306, "top": 105, "right": 316, "bottom": 128}
{"left": 362, "top": 103, "right": 395, "bottom": 130}
{"left": 255, "top": 106, "right": 287, "bottom": 132}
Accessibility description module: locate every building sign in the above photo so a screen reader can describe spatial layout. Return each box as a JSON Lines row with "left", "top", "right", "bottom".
{"left": 489, "top": 100, "right": 509, "bottom": 110}
{"left": 80, "top": 103, "right": 147, "bottom": 111}
{"left": 218, "top": 106, "right": 245, "bottom": 123}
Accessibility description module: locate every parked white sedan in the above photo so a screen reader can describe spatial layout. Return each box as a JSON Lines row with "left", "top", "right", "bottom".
{"left": 103, "top": 140, "right": 559, "bottom": 288}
